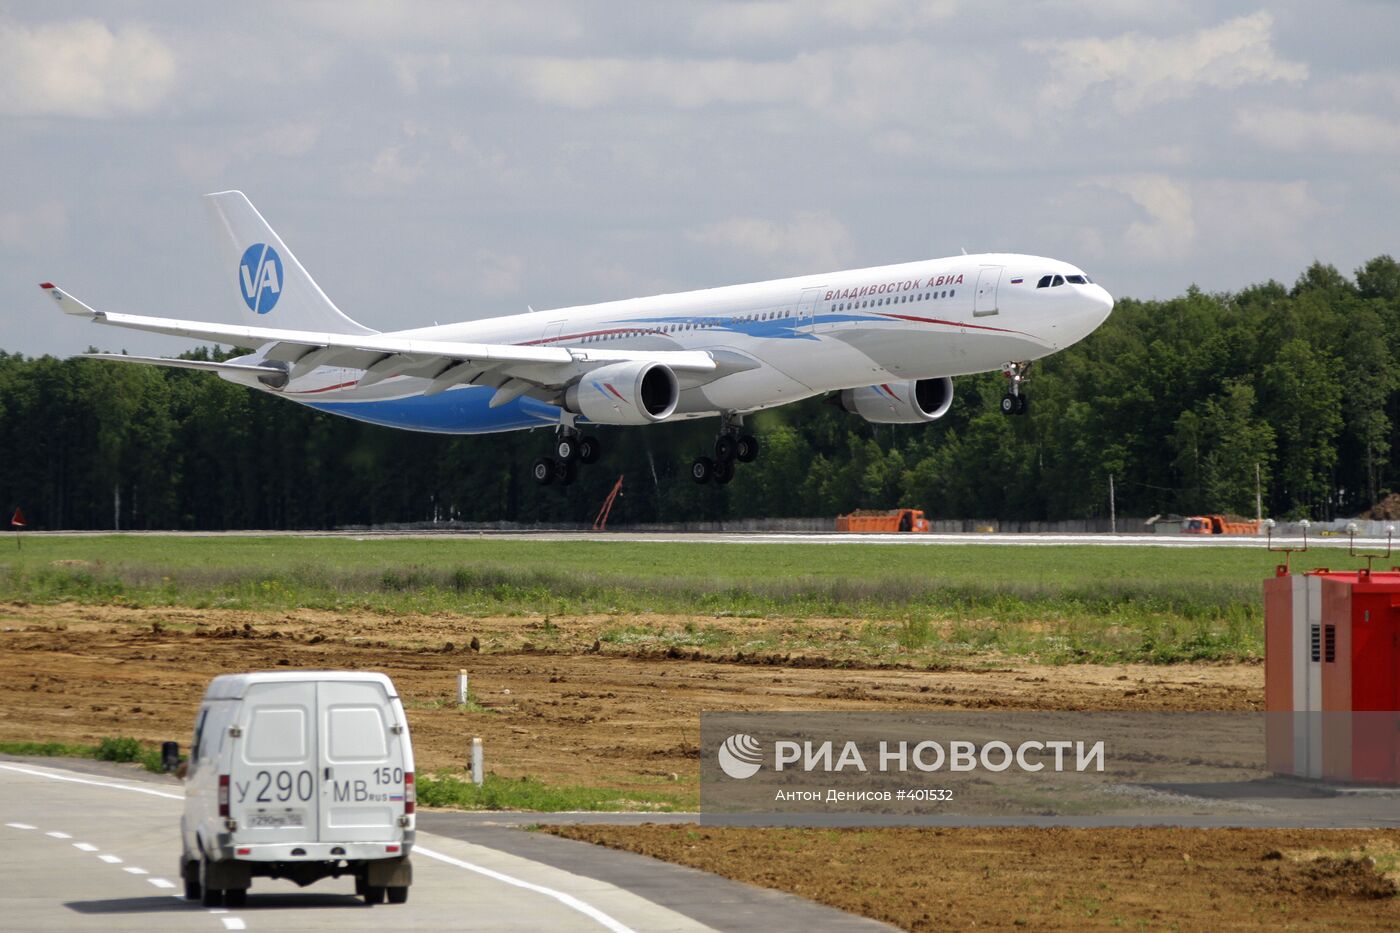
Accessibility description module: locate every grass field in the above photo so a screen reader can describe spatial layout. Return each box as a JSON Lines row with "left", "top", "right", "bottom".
{"left": 0, "top": 535, "right": 1360, "bottom": 663}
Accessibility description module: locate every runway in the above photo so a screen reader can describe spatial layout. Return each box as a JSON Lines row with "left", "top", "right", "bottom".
{"left": 0, "top": 760, "right": 888, "bottom": 932}
{"left": 19, "top": 529, "right": 1378, "bottom": 548}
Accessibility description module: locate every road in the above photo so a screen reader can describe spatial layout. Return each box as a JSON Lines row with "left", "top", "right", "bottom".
{"left": 0, "top": 760, "right": 889, "bottom": 932}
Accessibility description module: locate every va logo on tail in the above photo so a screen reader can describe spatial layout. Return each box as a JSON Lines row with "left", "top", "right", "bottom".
{"left": 239, "top": 243, "right": 283, "bottom": 314}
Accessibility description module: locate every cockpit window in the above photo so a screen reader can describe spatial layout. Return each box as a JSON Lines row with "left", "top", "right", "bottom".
{"left": 1065, "top": 274, "right": 1087, "bottom": 284}
{"left": 1036, "top": 275, "right": 1052, "bottom": 288}
{"left": 1051, "top": 274, "right": 1064, "bottom": 286}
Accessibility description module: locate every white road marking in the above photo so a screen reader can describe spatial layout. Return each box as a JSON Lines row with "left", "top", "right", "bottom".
{"left": 0, "top": 763, "right": 183, "bottom": 800}
{"left": 7, "top": 762, "right": 642, "bottom": 933}
{"left": 99, "top": 853, "right": 123, "bottom": 863}
{"left": 4, "top": 822, "right": 35, "bottom": 829}
{"left": 46, "top": 830, "right": 71, "bottom": 839}
{"left": 73, "top": 842, "right": 98, "bottom": 852}
{"left": 221, "top": 919, "right": 246, "bottom": 931}
{"left": 124, "top": 866, "right": 148, "bottom": 875}
{"left": 416, "top": 845, "right": 637, "bottom": 933}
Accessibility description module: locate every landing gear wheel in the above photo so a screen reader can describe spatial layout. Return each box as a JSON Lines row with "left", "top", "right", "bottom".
{"left": 1015, "top": 395, "right": 1028, "bottom": 415}
{"left": 224, "top": 888, "right": 247, "bottom": 908}
{"left": 714, "top": 435, "right": 737, "bottom": 462}
{"left": 578, "top": 435, "right": 601, "bottom": 465}
{"left": 691, "top": 457, "right": 715, "bottom": 484}
{"left": 553, "top": 459, "right": 577, "bottom": 486}
{"left": 199, "top": 857, "right": 222, "bottom": 907}
{"left": 735, "top": 434, "right": 759, "bottom": 463}
{"left": 387, "top": 886, "right": 410, "bottom": 904}
{"left": 531, "top": 457, "right": 555, "bottom": 486}
{"left": 713, "top": 458, "right": 735, "bottom": 485}
{"left": 364, "top": 884, "right": 387, "bottom": 906}
{"left": 1000, "top": 394, "right": 1017, "bottom": 416}
{"left": 555, "top": 436, "right": 577, "bottom": 461}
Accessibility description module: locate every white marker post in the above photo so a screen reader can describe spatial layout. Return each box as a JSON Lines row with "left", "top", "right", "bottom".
{"left": 471, "top": 737, "right": 484, "bottom": 786}
{"left": 457, "top": 670, "right": 468, "bottom": 707}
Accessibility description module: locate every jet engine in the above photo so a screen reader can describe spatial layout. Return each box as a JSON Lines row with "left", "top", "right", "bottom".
{"left": 564, "top": 361, "right": 679, "bottom": 425}
{"left": 838, "top": 376, "right": 954, "bottom": 424}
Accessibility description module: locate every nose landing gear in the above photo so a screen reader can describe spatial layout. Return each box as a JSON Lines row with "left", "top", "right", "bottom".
{"left": 1000, "top": 361, "right": 1031, "bottom": 416}
{"left": 692, "top": 415, "right": 758, "bottom": 486}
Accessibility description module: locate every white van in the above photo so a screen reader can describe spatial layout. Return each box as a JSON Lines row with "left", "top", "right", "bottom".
{"left": 180, "top": 671, "right": 416, "bottom": 907}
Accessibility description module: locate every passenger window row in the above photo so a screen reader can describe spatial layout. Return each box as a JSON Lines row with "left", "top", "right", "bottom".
{"left": 579, "top": 309, "right": 796, "bottom": 343}
{"left": 833, "top": 290, "right": 953, "bottom": 313}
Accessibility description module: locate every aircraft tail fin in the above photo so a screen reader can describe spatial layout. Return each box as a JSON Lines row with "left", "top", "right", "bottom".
{"left": 203, "top": 190, "right": 375, "bottom": 335}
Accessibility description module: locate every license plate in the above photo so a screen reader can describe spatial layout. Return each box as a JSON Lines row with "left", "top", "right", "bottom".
{"left": 248, "top": 811, "right": 304, "bottom": 829}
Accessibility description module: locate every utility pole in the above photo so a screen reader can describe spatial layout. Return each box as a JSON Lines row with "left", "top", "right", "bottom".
{"left": 1109, "top": 473, "right": 1117, "bottom": 534}
{"left": 1255, "top": 462, "right": 1263, "bottom": 523}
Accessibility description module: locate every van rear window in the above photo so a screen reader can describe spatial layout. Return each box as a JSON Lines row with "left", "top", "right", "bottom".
{"left": 327, "top": 706, "right": 388, "bottom": 761}
{"left": 246, "top": 708, "right": 309, "bottom": 762}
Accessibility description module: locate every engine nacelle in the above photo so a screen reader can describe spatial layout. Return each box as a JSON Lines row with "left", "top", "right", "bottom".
{"left": 839, "top": 376, "right": 954, "bottom": 424}
{"left": 564, "top": 361, "right": 679, "bottom": 425}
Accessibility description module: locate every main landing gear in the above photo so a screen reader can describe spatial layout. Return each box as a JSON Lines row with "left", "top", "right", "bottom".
{"left": 532, "top": 426, "right": 602, "bottom": 487}
{"left": 1000, "top": 361, "right": 1032, "bottom": 416}
{"left": 692, "top": 416, "right": 758, "bottom": 486}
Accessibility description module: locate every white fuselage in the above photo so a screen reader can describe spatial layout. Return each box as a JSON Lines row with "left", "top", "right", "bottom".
{"left": 243, "top": 252, "right": 1113, "bottom": 434}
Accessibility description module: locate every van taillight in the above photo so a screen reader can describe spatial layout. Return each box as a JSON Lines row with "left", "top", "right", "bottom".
{"left": 404, "top": 772, "right": 415, "bottom": 814}
{"left": 218, "top": 774, "right": 230, "bottom": 817}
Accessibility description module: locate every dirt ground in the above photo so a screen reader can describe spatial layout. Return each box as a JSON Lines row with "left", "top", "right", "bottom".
{"left": 0, "top": 602, "right": 1259, "bottom": 794}
{"left": 11, "top": 601, "right": 1389, "bottom": 929}
{"left": 550, "top": 825, "right": 1400, "bottom": 931}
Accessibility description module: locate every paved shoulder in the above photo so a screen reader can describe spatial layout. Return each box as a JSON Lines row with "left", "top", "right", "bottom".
{"left": 422, "top": 812, "right": 896, "bottom": 932}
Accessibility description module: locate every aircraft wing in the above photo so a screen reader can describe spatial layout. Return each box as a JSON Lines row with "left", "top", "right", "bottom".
{"left": 43, "top": 283, "right": 721, "bottom": 398}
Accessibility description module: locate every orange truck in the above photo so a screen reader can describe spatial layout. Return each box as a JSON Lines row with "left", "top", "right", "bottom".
{"left": 1181, "top": 514, "right": 1260, "bottom": 535}
{"left": 836, "top": 508, "right": 930, "bottom": 533}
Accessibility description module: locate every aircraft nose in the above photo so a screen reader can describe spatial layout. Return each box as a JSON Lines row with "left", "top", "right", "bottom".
{"left": 1089, "top": 284, "right": 1114, "bottom": 326}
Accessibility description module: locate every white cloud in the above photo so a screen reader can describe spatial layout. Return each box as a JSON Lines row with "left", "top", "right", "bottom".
{"left": 510, "top": 54, "right": 833, "bottom": 111}
{"left": 690, "top": 0, "right": 957, "bottom": 45}
{"left": 1027, "top": 11, "right": 1306, "bottom": 113}
{"left": 0, "top": 200, "right": 68, "bottom": 254}
{"left": 174, "top": 123, "right": 322, "bottom": 182}
{"left": 1095, "top": 174, "right": 1196, "bottom": 262}
{"left": 688, "top": 211, "right": 855, "bottom": 273}
{"left": 1194, "top": 179, "right": 1318, "bottom": 248}
{"left": 1235, "top": 106, "right": 1400, "bottom": 156}
{"left": 0, "top": 18, "right": 176, "bottom": 118}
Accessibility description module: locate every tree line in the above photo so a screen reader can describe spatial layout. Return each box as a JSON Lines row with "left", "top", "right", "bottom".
{"left": 2, "top": 256, "right": 1398, "bottom": 529}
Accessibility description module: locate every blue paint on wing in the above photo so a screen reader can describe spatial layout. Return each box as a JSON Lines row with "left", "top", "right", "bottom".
{"left": 304, "top": 385, "right": 562, "bottom": 435}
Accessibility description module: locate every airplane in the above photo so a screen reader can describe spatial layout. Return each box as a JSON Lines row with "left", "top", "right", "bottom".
{"left": 43, "top": 191, "right": 1114, "bottom": 488}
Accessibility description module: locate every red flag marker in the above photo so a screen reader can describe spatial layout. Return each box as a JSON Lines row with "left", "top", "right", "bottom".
{"left": 9, "top": 508, "right": 24, "bottom": 528}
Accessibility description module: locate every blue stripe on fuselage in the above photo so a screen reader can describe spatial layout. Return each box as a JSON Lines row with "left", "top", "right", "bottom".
{"left": 302, "top": 385, "right": 561, "bottom": 435}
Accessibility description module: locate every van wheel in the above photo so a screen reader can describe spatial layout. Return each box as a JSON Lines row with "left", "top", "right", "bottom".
{"left": 199, "top": 856, "right": 223, "bottom": 907}
{"left": 224, "top": 888, "right": 247, "bottom": 908}
{"left": 364, "top": 884, "right": 386, "bottom": 905}
{"left": 387, "top": 886, "right": 409, "bottom": 904}
{"left": 182, "top": 859, "right": 202, "bottom": 901}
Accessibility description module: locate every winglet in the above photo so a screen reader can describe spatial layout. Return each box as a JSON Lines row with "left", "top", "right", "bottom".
{"left": 39, "top": 283, "right": 103, "bottom": 319}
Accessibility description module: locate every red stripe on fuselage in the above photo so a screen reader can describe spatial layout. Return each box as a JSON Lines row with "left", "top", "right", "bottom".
{"left": 874, "top": 312, "right": 1034, "bottom": 338}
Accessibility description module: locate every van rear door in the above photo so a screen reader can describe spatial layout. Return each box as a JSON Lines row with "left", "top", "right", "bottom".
{"left": 233, "top": 681, "right": 319, "bottom": 842}
{"left": 318, "top": 680, "right": 406, "bottom": 842}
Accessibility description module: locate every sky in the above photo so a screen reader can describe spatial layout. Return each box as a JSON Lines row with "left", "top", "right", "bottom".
{"left": 3, "top": 1, "right": 1399, "bottom": 357}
